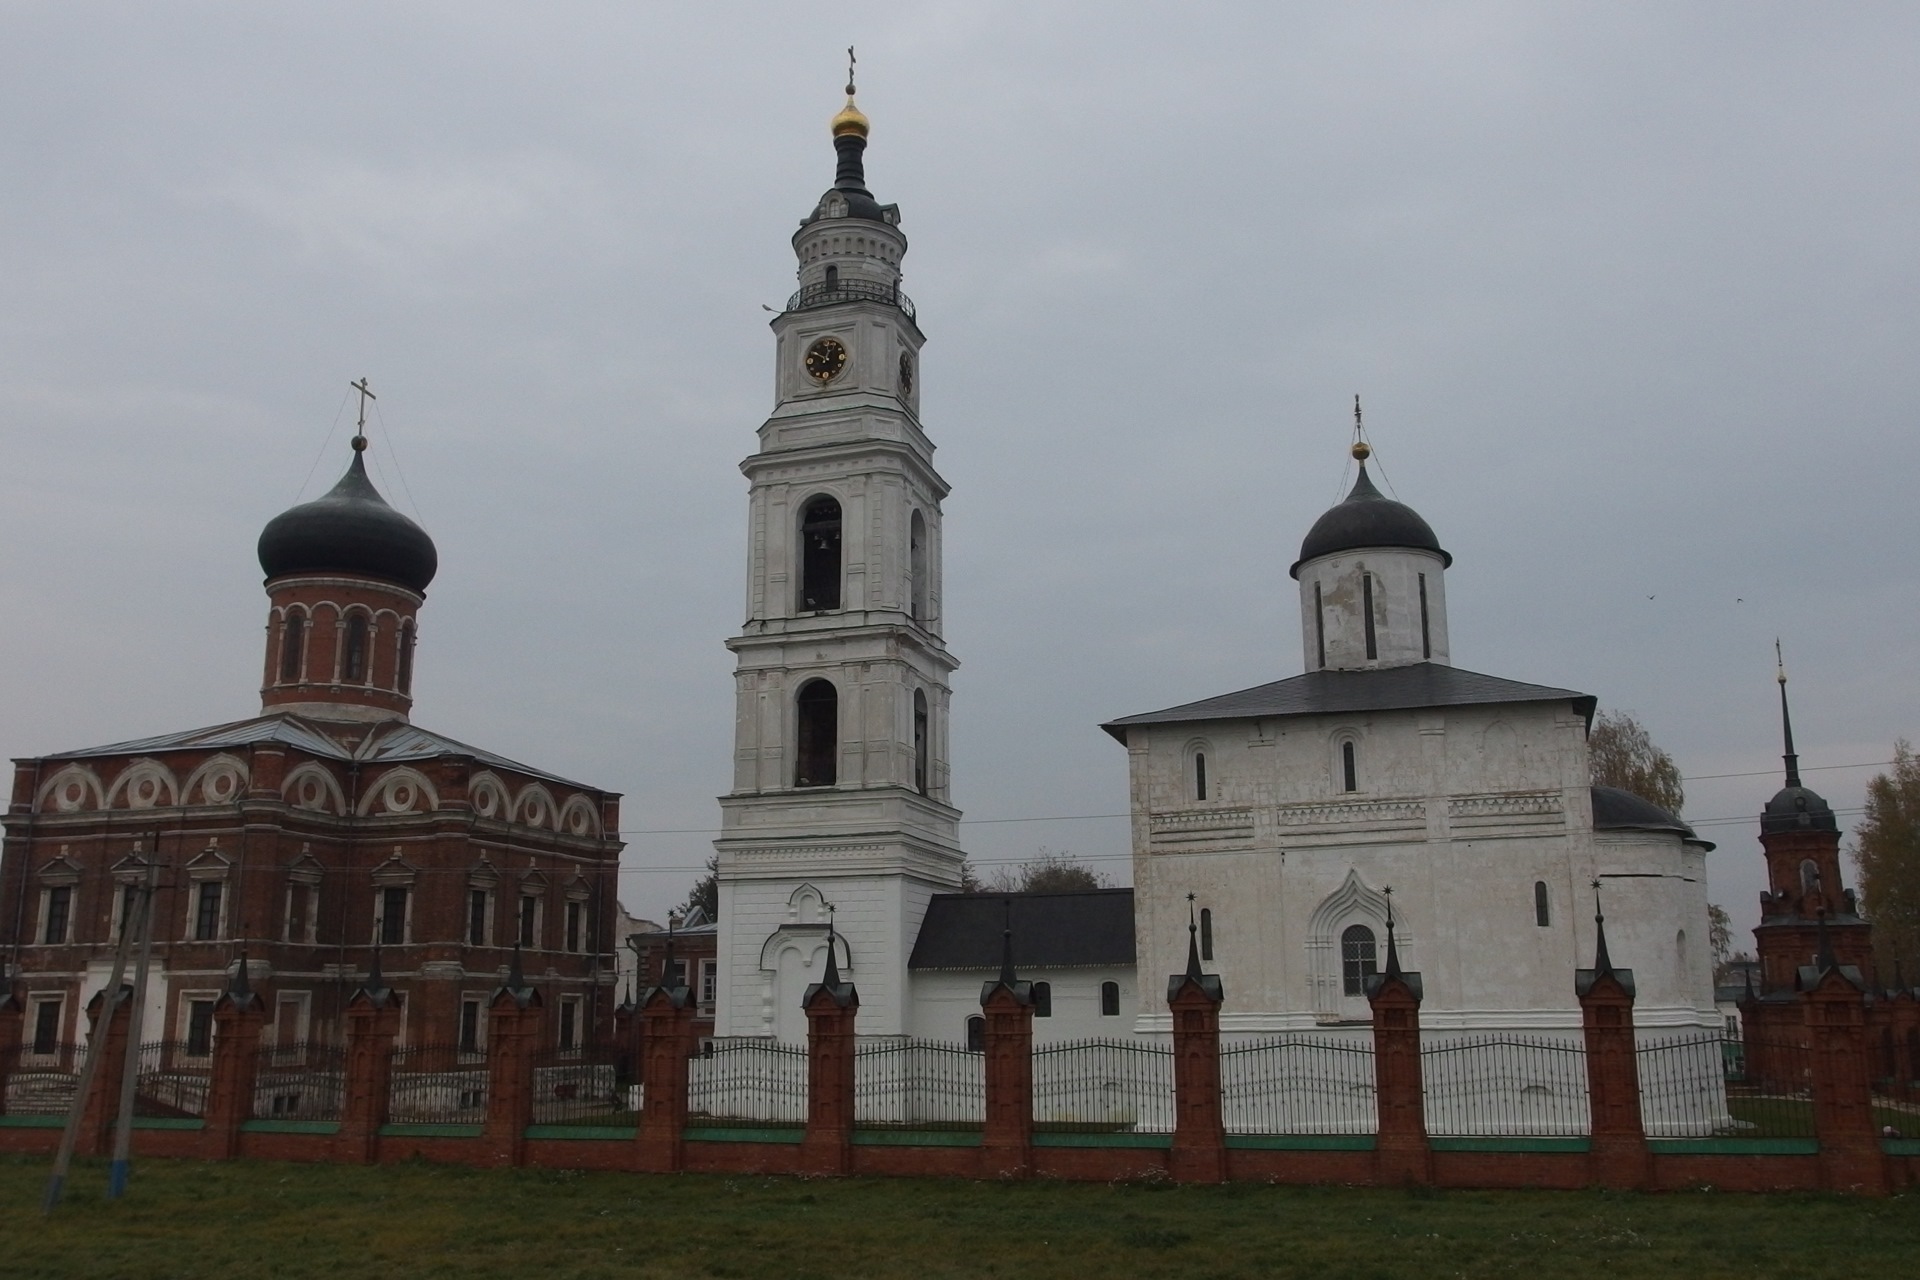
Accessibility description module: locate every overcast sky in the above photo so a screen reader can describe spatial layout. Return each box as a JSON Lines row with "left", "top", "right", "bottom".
{"left": 2, "top": 3, "right": 1915, "bottom": 946}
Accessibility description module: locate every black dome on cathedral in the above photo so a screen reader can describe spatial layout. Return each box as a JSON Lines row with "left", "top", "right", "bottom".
{"left": 1290, "top": 464, "right": 1451, "bottom": 578}
{"left": 1762, "top": 783, "right": 1838, "bottom": 835}
{"left": 258, "top": 445, "right": 438, "bottom": 593}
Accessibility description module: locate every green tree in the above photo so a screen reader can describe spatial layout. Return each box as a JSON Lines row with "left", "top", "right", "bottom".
{"left": 680, "top": 853, "right": 718, "bottom": 922}
{"left": 1588, "top": 710, "right": 1685, "bottom": 815}
{"left": 1853, "top": 740, "right": 1920, "bottom": 975}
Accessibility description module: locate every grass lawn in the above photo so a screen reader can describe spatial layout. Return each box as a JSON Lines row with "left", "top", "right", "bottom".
{"left": 4, "top": 1154, "right": 1918, "bottom": 1280}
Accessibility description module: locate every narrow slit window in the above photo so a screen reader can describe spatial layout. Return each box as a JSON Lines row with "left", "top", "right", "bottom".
{"left": 1194, "top": 752, "right": 1208, "bottom": 801}
{"left": 799, "top": 497, "right": 843, "bottom": 611}
{"left": 1534, "top": 880, "right": 1550, "bottom": 927}
{"left": 565, "top": 901, "right": 583, "bottom": 953}
{"left": 468, "top": 889, "right": 488, "bottom": 946}
{"left": 280, "top": 613, "right": 305, "bottom": 681}
{"left": 908, "top": 510, "right": 928, "bottom": 620}
{"left": 913, "top": 689, "right": 929, "bottom": 794}
{"left": 1362, "top": 574, "right": 1378, "bottom": 660}
{"left": 1341, "top": 925, "right": 1378, "bottom": 996}
{"left": 1341, "top": 741, "right": 1358, "bottom": 793}
{"left": 519, "top": 894, "right": 538, "bottom": 948}
{"left": 1200, "top": 907, "right": 1214, "bottom": 961}
{"left": 460, "top": 1000, "right": 482, "bottom": 1055}
{"left": 397, "top": 622, "right": 416, "bottom": 694}
{"left": 1418, "top": 574, "right": 1431, "bottom": 660}
{"left": 1101, "top": 981, "right": 1120, "bottom": 1016}
{"left": 1314, "top": 581, "right": 1327, "bottom": 669}
{"left": 795, "top": 679, "right": 839, "bottom": 788}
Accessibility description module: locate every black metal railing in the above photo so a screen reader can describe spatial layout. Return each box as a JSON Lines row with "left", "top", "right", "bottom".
{"left": 783, "top": 279, "right": 916, "bottom": 320}
{"left": 387, "top": 1043, "right": 487, "bottom": 1125}
{"left": 1221, "top": 1035, "right": 1377, "bottom": 1135}
{"left": 133, "top": 1039, "right": 210, "bottom": 1118}
{"left": 1031, "top": 1038, "right": 1174, "bottom": 1133}
{"left": 1420, "top": 1034, "right": 1589, "bottom": 1136}
{"left": 253, "top": 1040, "right": 347, "bottom": 1121}
{"left": 1868, "top": 1025, "right": 1920, "bottom": 1134}
{"left": 530, "top": 1045, "right": 635, "bottom": 1127}
{"left": 687, "top": 1038, "right": 809, "bottom": 1126}
{"left": 854, "top": 1039, "right": 983, "bottom": 1129}
{"left": 1639, "top": 1032, "right": 1811, "bottom": 1138}
{"left": 5, "top": 1040, "right": 82, "bottom": 1114}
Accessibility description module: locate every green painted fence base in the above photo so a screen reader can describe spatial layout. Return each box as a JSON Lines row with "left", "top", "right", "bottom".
{"left": 0, "top": 1114, "right": 66, "bottom": 1128}
{"left": 1032, "top": 1131, "right": 1172, "bottom": 1150}
{"left": 1226, "top": 1133, "right": 1375, "bottom": 1151}
{"left": 685, "top": 1126, "right": 805, "bottom": 1144}
{"left": 1648, "top": 1137, "right": 1818, "bottom": 1156}
{"left": 131, "top": 1117, "right": 204, "bottom": 1131}
{"left": 525, "top": 1125, "right": 636, "bottom": 1141}
{"left": 1429, "top": 1136, "right": 1589, "bottom": 1154}
{"left": 377, "top": 1123, "right": 483, "bottom": 1139}
{"left": 241, "top": 1119, "right": 341, "bottom": 1135}
{"left": 852, "top": 1129, "right": 982, "bottom": 1147}
{"left": 1883, "top": 1138, "right": 1920, "bottom": 1157}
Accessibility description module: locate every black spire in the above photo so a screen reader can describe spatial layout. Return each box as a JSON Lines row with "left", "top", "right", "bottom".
{"left": 1776, "top": 640, "right": 1801, "bottom": 788}
{"left": 1591, "top": 880, "right": 1614, "bottom": 975}
{"left": 998, "top": 896, "right": 1017, "bottom": 989}
{"left": 1382, "top": 887, "right": 1404, "bottom": 980}
{"left": 1815, "top": 905, "right": 1837, "bottom": 975}
{"left": 367, "top": 938, "right": 385, "bottom": 992}
{"left": 227, "top": 948, "right": 254, "bottom": 1003}
{"left": 1185, "top": 893, "right": 1204, "bottom": 982}
{"left": 822, "top": 903, "right": 842, "bottom": 989}
{"left": 507, "top": 939, "right": 526, "bottom": 992}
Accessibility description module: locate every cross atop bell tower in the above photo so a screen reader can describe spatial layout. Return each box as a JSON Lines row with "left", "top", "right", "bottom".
{"left": 713, "top": 79, "right": 963, "bottom": 1041}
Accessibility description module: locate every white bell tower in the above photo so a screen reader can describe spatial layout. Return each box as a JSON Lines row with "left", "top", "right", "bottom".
{"left": 713, "top": 78, "right": 964, "bottom": 1040}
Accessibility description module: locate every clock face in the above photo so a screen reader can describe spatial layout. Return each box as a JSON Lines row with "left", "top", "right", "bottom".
{"left": 804, "top": 336, "right": 848, "bottom": 384}
{"left": 898, "top": 351, "right": 914, "bottom": 396}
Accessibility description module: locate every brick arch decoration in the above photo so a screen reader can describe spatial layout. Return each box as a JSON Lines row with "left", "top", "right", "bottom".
{"left": 105, "top": 758, "right": 180, "bottom": 810}
{"left": 558, "top": 795, "right": 600, "bottom": 838}
{"left": 514, "top": 783, "right": 557, "bottom": 830}
{"left": 183, "top": 754, "right": 250, "bottom": 807}
{"left": 470, "top": 771, "right": 509, "bottom": 819}
{"left": 37, "top": 763, "right": 106, "bottom": 813}
{"left": 358, "top": 766, "right": 439, "bottom": 817}
{"left": 281, "top": 762, "right": 348, "bottom": 815}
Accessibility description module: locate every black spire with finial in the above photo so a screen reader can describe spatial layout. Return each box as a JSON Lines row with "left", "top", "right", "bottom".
{"left": 225, "top": 947, "right": 255, "bottom": 1006}
{"left": 367, "top": 936, "right": 385, "bottom": 992}
{"left": 507, "top": 939, "right": 527, "bottom": 991}
{"left": 1185, "top": 893, "right": 1204, "bottom": 982}
{"left": 1776, "top": 639, "right": 1801, "bottom": 789}
{"left": 1166, "top": 892, "right": 1224, "bottom": 1003}
{"left": 822, "top": 902, "right": 842, "bottom": 989}
{"left": 1591, "top": 880, "right": 1614, "bottom": 976}
{"left": 1381, "top": 886, "right": 1404, "bottom": 980}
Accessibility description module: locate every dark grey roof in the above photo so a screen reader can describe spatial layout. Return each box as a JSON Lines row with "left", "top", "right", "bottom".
{"left": 258, "top": 446, "right": 438, "bottom": 593}
{"left": 1591, "top": 785, "right": 1713, "bottom": 850}
{"left": 1291, "top": 464, "right": 1449, "bottom": 577}
{"left": 1103, "top": 663, "right": 1596, "bottom": 742}
{"left": 30, "top": 712, "right": 602, "bottom": 791}
{"left": 909, "top": 889, "right": 1136, "bottom": 970}
{"left": 1762, "top": 783, "right": 1837, "bottom": 835}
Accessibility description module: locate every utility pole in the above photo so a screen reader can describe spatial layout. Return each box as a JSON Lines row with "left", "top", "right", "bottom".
{"left": 108, "top": 846, "right": 161, "bottom": 1198}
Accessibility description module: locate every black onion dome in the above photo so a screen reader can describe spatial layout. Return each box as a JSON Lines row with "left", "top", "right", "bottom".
{"left": 258, "top": 447, "right": 437, "bottom": 592}
{"left": 1762, "top": 783, "right": 1837, "bottom": 835}
{"left": 1591, "top": 785, "right": 1714, "bottom": 850}
{"left": 1290, "top": 465, "right": 1451, "bottom": 578}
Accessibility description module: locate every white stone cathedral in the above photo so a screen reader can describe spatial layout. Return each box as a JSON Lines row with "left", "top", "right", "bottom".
{"left": 715, "top": 90, "right": 1720, "bottom": 1046}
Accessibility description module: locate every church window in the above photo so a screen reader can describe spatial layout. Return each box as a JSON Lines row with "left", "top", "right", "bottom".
{"left": 795, "top": 679, "right": 839, "bottom": 788}
{"left": 1101, "top": 981, "right": 1121, "bottom": 1016}
{"left": 565, "top": 900, "right": 584, "bottom": 953}
{"left": 379, "top": 887, "right": 408, "bottom": 946}
{"left": 1314, "top": 582, "right": 1327, "bottom": 669}
{"left": 1362, "top": 574, "right": 1378, "bottom": 661}
{"left": 824, "top": 264, "right": 839, "bottom": 291}
{"left": 194, "top": 882, "right": 224, "bottom": 941}
{"left": 1534, "top": 881, "right": 1550, "bottom": 927}
{"left": 1200, "top": 908, "right": 1214, "bottom": 961}
{"left": 518, "top": 893, "right": 540, "bottom": 948}
{"left": 908, "top": 510, "right": 927, "bottom": 620}
{"left": 343, "top": 614, "right": 370, "bottom": 682}
{"left": 31, "top": 998, "right": 62, "bottom": 1056}
{"left": 397, "top": 621, "right": 416, "bottom": 694}
{"left": 42, "top": 886, "right": 71, "bottom": 945}
{"left": 1419, "top": 574, "right": 1431, "bottom": 660}
{"left": 1194, "top": 752, "right": 1208, "bottom": 801}
{"left": 965, "top": 1015, "right": 985, "bottom": 1050}
{"left": 1341, "top": 741, "right": 1358, "bottom": 793}
{"left": 1032, "top": 981, "right": 1053, "bottom": 1018}
{"left": 913, "top": 689, "right": 929, "bottom": 794}
{"left": 280, "top": 612, "right": 306, "bottom": 681}
{"left": 185, "top": 999, "right": 216, "bottom": 1058}
{"left": 1341, "top": 925, "right": 1378, "bottom": 996}
{"left": 286, "top": 883, "right": 312, "bottom": 943}
{"left": 468, "top": 889, "right": 489, "bottom": 946}
{"left": 558, "top": 997, "right": 580, "bottom": 1052}
{"left": 460, "top": 999, "right": 483, "bottom": 1056}
{"left": 1799, "top": 860, "right": 1819, "bottom": 894}
{"left": 800, "top": 497, "right": 843, "bottom": 611}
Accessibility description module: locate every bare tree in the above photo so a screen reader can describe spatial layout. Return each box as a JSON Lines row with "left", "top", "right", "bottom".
{"left": 1589, "top": 709, "right": 1685, "bottom": 815}
{"left": 1854, "top": 739, "right": 1920, "bottom": 976}
{"left": 965, "top": 848, "right": 1108, "bottom": 894}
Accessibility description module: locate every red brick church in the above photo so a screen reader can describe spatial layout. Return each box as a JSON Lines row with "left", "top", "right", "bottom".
{"left": 1, "top": 420, "right": 624, "bottom": 1062}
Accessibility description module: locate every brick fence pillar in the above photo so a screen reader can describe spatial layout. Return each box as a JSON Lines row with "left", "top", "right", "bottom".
{"left": 1166, "top": 906, "right": 1226, "bottom": 1184}
{"left": 1576, "top": 906, "right": 1648, "bottom": 1189}
{"left": 979, "top": 935, "right": 1035, "bottom": 1178}
{"left": 202, "top": 966, "right": 267, "bottom": 1160}
{"left": 800, "top": 941, "right": 858, "bottom": 1177}
{"left": 484, "top": 957, "right": 543, "bottom": 1168}
{"left": 634, "top": 978, "right": 696, "bottom": 1173}
{"left": 1801, "top": 959, "right": 1888, "bottom": 1195}
{"left": 0, "top": 988, "right": 22, "bottom": 1116}
{"left": 336, "top": 977, "right": 403, "bottom": 1166}
{"left": 1366, "top": 914, "right": 1429, "bottom": 1187}
{"left": 78, "top": 984, "right": 135, "bottom": 1157}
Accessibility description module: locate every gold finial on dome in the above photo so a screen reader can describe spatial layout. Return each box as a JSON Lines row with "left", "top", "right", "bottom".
{"left": 832, "top": 45, "right": 869, "bottom": 138}
{"left": 1351, "top": 440, "right": 1371, "bottom": 462}
{"left": 1350, "top": 394, "right": 1371, "bottom": 461}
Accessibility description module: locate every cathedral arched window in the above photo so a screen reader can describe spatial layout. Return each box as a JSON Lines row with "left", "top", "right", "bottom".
{"left": 1341, "top": 741, "right": 1358, "bottom": 793}
{"left": 343, "top": 614, "right": 370, "bottom": 682}
{"left": 794, "top": 679, "right": 839, "bottom": 788}
{"left": 824, "top": 264, "right": 839, "bottom": 291}
{"left": 396, "top": 621, "right": 416, "bottom": 695}
{"left": 1534, "top": 881, "right": 1551, "bottom": 927}
{"left": 1101, "top": 981, "right": 1120, "bottom": 1016}
{"left": 1031, "top": 981, "right": 1052, "bottom": 1018}
{"left": 799, "top": 497, "right": 842, "bottom": 612}
{"left": 913, "top": 689, "right": 929, "bottom": 795}
{"left": 1200, "top": 907, "right": 1214, "bottom": 961}
{"left": 908, "top": 509, "right": 927, "bottom": 620}
{"left": 1341, "top": 924, "right": 1377, "bottom": 996}
{"left": 280, "top": 611, "right": 306, "bottom": 682}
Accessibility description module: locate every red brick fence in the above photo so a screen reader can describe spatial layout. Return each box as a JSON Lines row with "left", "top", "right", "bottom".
{"left": 2, "top": 959, "right": 1916, "bottom": 1195}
